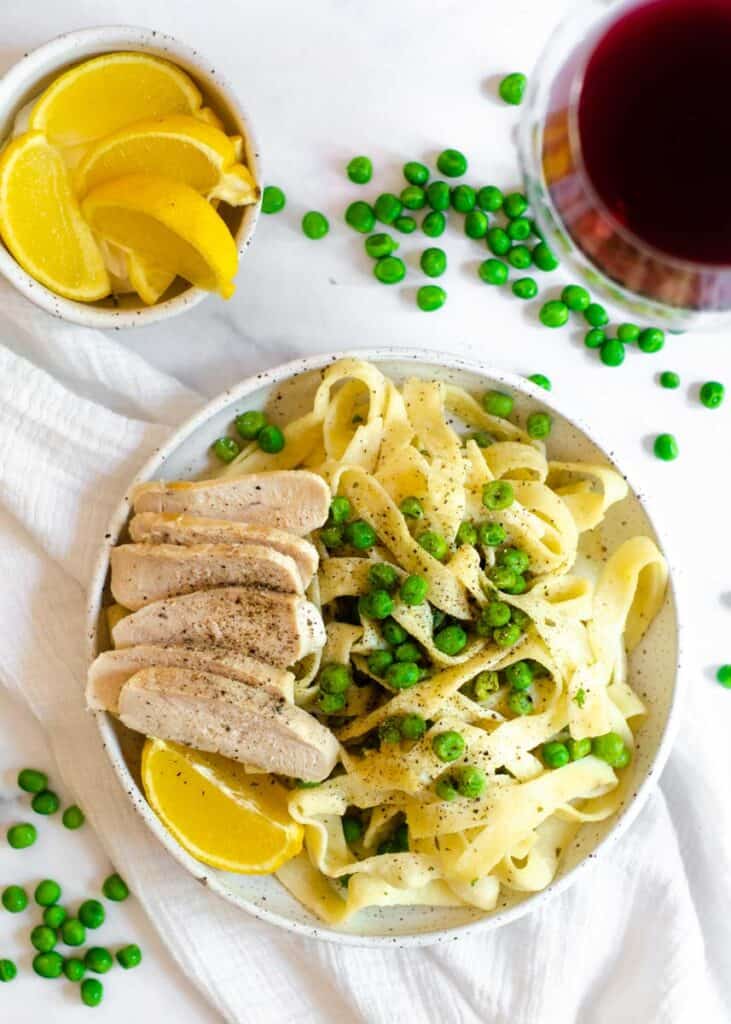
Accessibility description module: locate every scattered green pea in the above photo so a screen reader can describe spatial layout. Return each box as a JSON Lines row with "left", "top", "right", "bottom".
{"left": 600, "top": 338, "right": 625, "bottom": 367}
{"left": 400, "top": 185, "right": 426, "bottom": 210}
{"left": 489, "top": 565, "right": 518, "bottom": 591}
{"left": 359, "top": 589, "right": 394, "bottom": 621}
{"left": 394, "top": 215, "right": 417, "bottom": 234}
{"left": 465, "top": 209, "right": 489, "bottom": 239}
{"left": 329, "top": 495, "right": 351, "bottom": 523}
{"left": 347, "top": 156, "right": 373, "bottom": 184}
{"left": 542, "top": 741, "right": 570, "bottom": 768}
{"left": 456, "top": 521, "right": 478, "bottom": 546}
{"left": 85, "top": 947, "right": 114, "bottom": 974}
{"left": 2, "top": 885, "right": 27, "bottom": 913}
{"left": 584, "top": 328, "right": 606, "bottom": 349}
{"left": 503, "top": 192, "right": 528, "bottom": 219}
{"left": 102, "top": 874, "right": 129, "bottom": 902}
{"left": 584, "top": 302, "right": 608, "bottom": 327}
{"left": 700, "top": 380, "right": 724, "bottom": 408}
{"left": 435, "top": 778, "right": 458, "bottom": 801}
{"left": 35, "top": 879, "right": 61, "bottom": 907}
{"left": 79, "top": 899, "right": 106, "bottom": 930}
{"left": 499, "top": 72, "right": 527, "bottom": 106}
{"left": 495, "top": 622, "right": 523, "bottom": 648}
{"left": 235, "top": 410, "right": 266, "bottom": 440}
{"left": 81, "top": 978, "right": 104, "bottom": 1007}
{"left": 479, "top": 522, "right": 506, "bottom": 546}
{"left": 367, "top": 650, "right": 393, "bottom": 676}
{"left": 434, "top": 625, "right": 467, "bottom": 656}
{"left": 482, "top": 480, "right": 514, "bottom": 510}
{"left": 528, "top": 373, "right": 551, "bottom": 390}
{"left": 365, "top": 233, "right": 399, "bottom": 260}
{"left": 374, "top": 255, "right": 406, "bottom": 284}
{"left": 532, "top": 242, "right": 559, "bottom": 271}
{"left": 43, "top": 905, "right": 67, "bottom": 929}
{"left": 653, "top": 433, "right": 679, "bottom": 461}
{"left": 561, "top": 284, "right": 590, "bottom": 311}
{"left": 486, "top": 226, "right": 511, "bottom": 256}
{"left": 318, "top": 691, "right": 346, "bottom": 714}
{"left": 638, "top": 327, "right": 665, "bottom": 353}
{"left": 437, "top": 148, "right": 468, "bottom": 177}
{"left": 400, "top": 574, "right": 429, "bottom": 605}
{"left": 417, "top": 284, "right": 446, "bottom": 311}
{"left": 212, "top": 436, "right": 240, "bottom": 462}
{"left": 507, "top": 216, "right": 531, "bottom": 241}
{"left": 451, "top": 184, "right": 476, "bottom": 213}
{"left": 507, "top": 244, "right": 532, "bottom": 270}
{"left": 261, "top": 185, "right": 285, "bottom": 214}
{"left": 33, "top": 951, "right": 64, "bottom": 979}
{"left": 422, "top": 210, "right": 446, "bottom": 237}
{"left": 478, "top": 258, "right": 508, "bottom": 285}
{"left": 31, "top": 925, "right": 58, "bottom": 953}
{"left": 258, "top": 424, "right": 285, "bottom": 453}
{"left": 420, "top": 247, "right": 447, "bottom": 278}
{"left": 476, "top": 185, "right": 503, "bottom": 211}
{"left": 479, "top": 601, "right": 511, "bottom": 629}
{"left": 716, "top": 665, "right": 731, "bottom": 688}
{"left": 512, "top": 277, "right": 538, "bottom": 299}
{"left": 482, "top": 390, "right": 514, "bottom": 417}
{"left": 473, "top": 671, "right": 500, "bottom": 701}
{"left": 568, "top": 737, "right": 592, "bottom": 760}
{"left": 617, "top": 322, "right": 640, "bottom": 343}
{"left": 346, "top": 200, "right": 376, "bottom": 233}
{"left": 426, "top": 180, "right": 451, "bottom": 211}
{"left": 395, "top": 642, "right": 421, "bottom": 664}
{"left": 384, "top": 662, "right": 421, "bottom": 690}
{"left": 17, "top": 768, "right": 48, "bottom": 793}
{"left": 507, "top": 690, "right": 534, "bottom": 715}
{"left": 471, "top": 430, "right": 492, "bottom": 448}
{"left": 345, "top": 519, "right": 377, "bottom": 549}
{"left": 62, "top": 918, "right": 86, "bottom": 947}
{"left": 64, "top": 957, "right": 85, "bottom": 982}
{"left": 7, "top": 823, "right": 37, "bottom": 849}
{"left": 454, "top": 764, "right": 487, "bottom": 798}
{"left": 418, "top": 531, "right": 449, "bottom": 561}
{"left": 319, "top": 525, "right": 343, "bottom": 548}
{"left": 539, "top": 300, "right": 569, "bottom": 327}
{"left": 301, "top": 211, "right": 329, "bottom": 239}
{"left": 432, "top": 730, "right": 466, "bottom": 762}
{"left": 404, "top": 161, "right": 429, "bottom": 186}
{"left": 591, "top": 732, "right": 630, "bottom": 767}
{"left": 399, "top": 496, "right": 423, "bottom": 519}
{"left": 659, "top": 371, "right": 680, "bottom": 389}
{"left": 374, "top": 193, "right": 402, "bottom": 225}
{"left": 527, "top": 411, "right": 552, "bottom": 439}
{"left": 0, "top": 959, "right": 17, "bottom": 983}
{"left": 318, "top": 663, "right": 353, "bottom": 696}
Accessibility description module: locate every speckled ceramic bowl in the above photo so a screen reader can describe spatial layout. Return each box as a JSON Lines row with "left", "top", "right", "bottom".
{"left": 87, "top": 349, "right": 684, "bottom": 946}
{"left": 0, "top": 25, "right": 261, "bottom": 328}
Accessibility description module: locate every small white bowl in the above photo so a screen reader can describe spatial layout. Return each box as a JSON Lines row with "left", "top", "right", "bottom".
{"left": 87, "top": 348, "right": 685, "bottom": 947}
{"left": 0, "top": 26, "right": 261, "bottom": 328}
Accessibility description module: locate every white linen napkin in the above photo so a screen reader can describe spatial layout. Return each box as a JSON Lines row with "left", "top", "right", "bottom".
{"left": 0, "top": 280, "right": 728, "bottom": 1024}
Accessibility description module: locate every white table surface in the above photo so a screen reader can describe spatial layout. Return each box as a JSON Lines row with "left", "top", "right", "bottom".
{"left": 1, "top": 0, "right": 729, "bottom": 1020}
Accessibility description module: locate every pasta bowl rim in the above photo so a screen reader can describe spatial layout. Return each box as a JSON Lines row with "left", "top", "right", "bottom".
{"left": 86, "top": 347, "right": 685, "bottom": 947}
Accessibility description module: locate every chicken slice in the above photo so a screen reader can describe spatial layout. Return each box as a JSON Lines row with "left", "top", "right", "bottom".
{"left": 110, "top": 543, "right": 303, "bottom": 610}
{"left": 87, "top": 644, "right": 294, "bottom": 713}
{"left": 132, "top": 471, "right": 330, "bottom": 536}
{"left": 112, "top": 586, "right": 325, "bottom": 667}
{"left": 118, "top": 667, "right": 339, "bottom": 782}
{"left": 128, "top": 513, "right": 318, "bottom": 587}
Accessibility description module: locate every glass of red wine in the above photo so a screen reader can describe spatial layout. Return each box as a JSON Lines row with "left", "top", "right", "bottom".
{"left": 519, "top": 0, "right": 731, "bottom": 329}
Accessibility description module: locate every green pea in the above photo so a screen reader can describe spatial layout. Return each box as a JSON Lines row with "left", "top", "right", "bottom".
{"left": 437, "top": 148, "right": 468, "bottom": 177}
{"left": 507, "top": 690, "right": 533, "bottom": 715}
{"left": 2, "top": 885, "right": 28, "bottom": 913}
{"left": 261, "top": 185, "right": 285, "bottom": 214}
{"left": 340, "top": 816, "right": 363, "bottom": 846}
{"left": 475, "top": 524, "right": 503, "bottom": 548}
{"left": 318, "top": 691, "right": 346, "bottom": 714}
{"left": 401, "top": 185, "right": 426, "bottom": 210}
{"left": 508, "top": 244, "right": 532, "bottom": 270}
{"left": 471, "top": 430, "right": 493, "bottom": 448}
{"left": 374, "top": 255, "right": 406, "bottom": 284}
{"left": 399, "top": 495, "right": 423, "bottom": 519}
{"left": 62, "top": 918, "right": 86, "bottom": 947}
{"left": 318, "top": 666, "right": 351, "bottom": 701}
{"left": 527, "top": 411, "right": 552, "bottom": 439}
{"left": 454, "top": 765, "right": 486, "bottom": 798}
{"left": 31, "top": 925, "right": 58, "bottom": 953}
{"left": 503, "top": 192, "right": 528, "bottom": 219}
{"left": 212, "top": 436, "right": 240, "bottom": 462}
{"left": 400, "top": 713, "right": 426, "bottom": 740}
{"left": 345, "top": 519, "right": 377, "bottom": 549}
{"left": 716, "top": 665, "right": 731, "bottom": 688}
{"left": 76, "top": 899, "right": 105, "bottom": 931}
{"left": 400, "top": 574, "right": 429, "bottom": 606}
{"left": 486, "top": 226, "right": 511, "bottom": 256}
{"left": 476, "top": 185, "right": 503, "bottom": 211}
{"left": 584, "top": 328, "right": 606, "bottom": 349}
{"left": 404, "top": 161, "right": 429, "bottom": 186}
{"left": 346, "top": 200, "right": 376, "bottom": 233}
{"left": 33, "top": 951, "right": 64, "bottom": 979}
{"left": 329, "top": 495, "right": 351, "bottom": 524}
{"left": 539, "top": 300, "right": 569, "bottom": 327}
{"left": 482, "top": 480, "right": 514, "bottom": 510}
{"left": 495, "top": 622, "right": 522, "bottom": 648}
{"left": 456, "top": 521, "right": 478, "bottom": 546}
{"left": 347, "top": 155, "right": 373, "bottom": 184}
{"left": 420, "top": 247, "right": 447, "bottom": 278}
{"left": 482, "top": 390, "right": 514, "bottom": 417}
{"left": 617, "top": 322, "right": 640, "bottom": 343}
{"left": 542, "top": 741, "right": 570, "bottom": 768}
{"left": 435, "top": 778, "right": 458, "bottom": 801}
{"left": 319, "top": 524, "right": 343, "bottom": 549}
{"left": 451, "top": 184, "right": 476, "bottom": 213}
{"left": 584, "top": 302, "right": 608, "bottom": 327}
{"left": 700, "top": 380, "right": 724, "bottom": 408}
{"left": 432, "top": 730, "right": 465, "bottom": 763}
{"left": 43, "top": 905, "right": 67, "bottom": 929}
{"left": 417, "top": 285, "right": 446, "bottom": 311}
{"left": 359, "top": 589, "right": 394, "bottom": 621}
{"left": 374, "top": 193, "right": 402, "bottom": 225}
{"left": 0, "top": 959, "right": 17, "bottom": 983}
{"left": 431, "top": 608, "right": 447, "bottom": 630}
{"left": 480, "top": 601, "right": 512, "bottom": 629}
{"left": 418, "top": 530, "right": 448, "bottom": 560}
{"left": 365, "top": 233, "right": 398, "bottom": 260}
{"left": 600, "top": 339, "right": 625, "bottom": 367}
{"left": 561, "top": 284, "right": 590, "bottom": 311}
{"left": 367, "top": 650, "right": 393, "bottom": 676}
{"left": 504, "top": 661, "right": 533, "bottom": 692}
{"left": 422, "top": 210, "right": 446, "bottom": 237}
{"left": 17, "top": 768, "right": 48, "bottom": 793}
{"left": 498, "top": 547, "right": 530, "bottom": 574}
{"left": 235, "top": 410, "right": 266, "bottom": 440}
{"left": 434, "top": 625, "right": 467, "bottom": 656}
{"left": 512, "top": 277, "right": 538, "bottom": 300}
{"left": 258, "top": 424, "right": 285, "bottom": 453}
{"left": 396, "top": 216, "right": 417, "bottom": 234}
{"left": 638, "top": 327, "right": 665, "bottom": 353}
{"left": 532, "top": 242, "right": 559, "bottom": 271}
{"left": 528, "top": 373, "right": 551, "bottom": 390}
{"left": 503, "top": 574, "right": 527, "bottom": 595}
{"left": 465, "top": 210, "right": 489, "bottom": 239}
{"left": 385, "top": 662, "right": 421, "bottom": 690}
{"left": 499, "top": 72, "right": 527, "bottom": 106}
{"left": 653, "top": 433, "right": 679, "bottom": 461}
{"left": 489, "top": 565, "right": 517, "bottom": 591}
{"left": 382, "top": 619, "right": 408, "bottom": 646}
{"left": 7, "top": 823, "right": 37, "bottom": 849}
{"left": 64, "top": 957, "right": 86, "bottom": 982}
{"left": 591, "top": 732, "right": 630, "bottom": 767}
{"left": 102, "top": 874, "right": 129, "bottom": 902}
{"left": 294, "top": 779, "right": 322, "bottom": 789}
{"left": 301, "top": 211, "right": 329, "bottom": 239}
{"left": 378, "top": 718, "right": 403, "bottom": 745}
{"left": 81, "top": 978, "right": 104, "bottom": 1007}
{"left": 368, "top": 562, "right": 399, "bottom": 592}
{"left": 395, "top": 642, "right": 421, "bottom": 664}
{"left": 507, "top": 216, "right": 531, "bottom": 241}
{"left": 35, "top": 879, "right": 61, "bottom": 907}
{"left": 473, "top": 671, "right": 500, "bottom": 701}
{"left": 659, "top": 370, "right": 680, "bottom": 389}
{"left": 426, "top": 180, "right": 451, "bottom": 211}
{"left": 568, "top": 737, "right": 592, "bottom": 760}
{"left": 478, "top": 258, "right": 508, "bottom": 285}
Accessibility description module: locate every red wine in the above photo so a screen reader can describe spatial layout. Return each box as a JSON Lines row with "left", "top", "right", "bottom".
{"left": 579, "top": 0, "right": 731, "bottom": 265}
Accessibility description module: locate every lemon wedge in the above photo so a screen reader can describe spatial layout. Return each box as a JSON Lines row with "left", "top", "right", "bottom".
{"left": 29, "top": 52, "right": 203, "bottom": 149}
{"left": 75, "top": 115, "right": 258, "bottom": 206}
{"left": 141, "top": 738, "right": 304, "bottom": 874}
{"left": 82, "top": 174, "right": 238, "bottom": 298}
{"left": 127, "top": 253, "right": 176, "bottom": 306}
{"left": 0, "top": 131, "right": 110, "bottom": 301}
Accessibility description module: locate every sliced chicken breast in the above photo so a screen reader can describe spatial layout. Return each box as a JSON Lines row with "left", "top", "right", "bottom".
{"left": 112, "top": 586, "right": 325, "bottom": 667}
{"left": 128, "top": 513, "right": 318, "bottom": 586}
{"left": 118, "top": 667, "right": 339, "bottom": 782}
{"left": 110, "top": 543, "right": 303, "bottom": 610}
{"left": 132, "top": 471, "right": 330, "bottom": 536}
{"left": 86, "top": 644, "right": 294, "bottom": 713}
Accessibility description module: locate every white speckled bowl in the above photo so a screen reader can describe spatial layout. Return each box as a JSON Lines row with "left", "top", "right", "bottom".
{"left": 0, "top": 26, "right": 261, "bottom": 328}
{"left": 87, "top": 349, "right": 684, "bottom": 946}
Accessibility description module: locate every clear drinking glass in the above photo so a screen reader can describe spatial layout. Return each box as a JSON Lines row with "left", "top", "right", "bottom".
{"left": 519, "top": 0, "right": 731, "bottom": 330}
